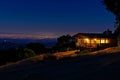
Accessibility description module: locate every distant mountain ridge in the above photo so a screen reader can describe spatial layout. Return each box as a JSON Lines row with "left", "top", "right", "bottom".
{"left": 0, "top": 33, "right": 58, "bottom": 39}
{"left": 0, "top": 38, "right": 57, "bottom": 50}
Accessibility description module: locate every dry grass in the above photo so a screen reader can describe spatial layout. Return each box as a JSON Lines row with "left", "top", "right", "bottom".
{"left": 28, "top": 54, "right": 45, "bottom": 62}
{"left": 54, "top": 50, "right": 78, "bottom": 59}
{"left": 1, "top": 47, "right": 120, "bottom": 68}
{"left": 28, "top": 50, "right": 78, "bottom": 61}
{"left": 90, "top": 47, "right": 120, "bottom": 55}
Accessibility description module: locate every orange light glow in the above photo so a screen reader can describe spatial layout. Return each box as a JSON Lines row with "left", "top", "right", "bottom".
{"left": 94, "top": 38, "right": 97, "bottom": 41}
{"left": 106, "top": 39, "right": 109, "bottom": 43}
{"left": 83, "top": 38, "right": 109, "bottom": 44}
{"left": 100, "top": 39, "right": 109, "bottom": 43}
{"left": 101, "top": 39, "right": 105, "bottom": 43}
{"left": 84, "top": 38, "right": 90, "bottom": 43}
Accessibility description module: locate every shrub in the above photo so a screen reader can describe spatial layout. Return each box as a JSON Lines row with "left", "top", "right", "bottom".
{"left": 26, "top": 42, "right": 45, "bottom": 54}
{"left": 18, "top": 48, "right": 36, "bottom": 60}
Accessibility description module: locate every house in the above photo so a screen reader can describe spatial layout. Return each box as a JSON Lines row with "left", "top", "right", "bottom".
{"left": 73, "top": 32, "right": 117, "bottom": 48}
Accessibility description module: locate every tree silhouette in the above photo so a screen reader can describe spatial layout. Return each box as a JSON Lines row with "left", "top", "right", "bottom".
{"left": 103, "top": 0, "right": 120, "bottom": 34}
{"left": 26, "top": 42, "right": 45, "bottom": 54}
{"left": 103, "top": 0, "right": 120, "bottom": 46}
{"left": 54, "top": 35, "right": 76, "bottom": 52}
{"left": 103, "top": 0, "right": 120, "bottom": 14}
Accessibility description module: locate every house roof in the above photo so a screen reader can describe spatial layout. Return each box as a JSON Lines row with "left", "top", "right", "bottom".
{"left": 73, "top": 33, "right": 117, "bottom": 39}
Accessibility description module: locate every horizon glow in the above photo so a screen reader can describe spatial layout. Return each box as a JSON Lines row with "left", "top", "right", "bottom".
{"left": 0, "top": 0, "right": 115, "bottom": 38}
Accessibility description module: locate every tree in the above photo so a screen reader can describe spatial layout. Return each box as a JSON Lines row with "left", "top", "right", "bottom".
{"left": 103, "top": 0, "right": 120, "bottom": 46}
{"left": 103, "top": 29, "right": 112, "bottom": 35}
{"left": 26, "top": 43, "right": 45, "bottom": 54}
{"left": 54, "top": 35, "right": 76, "bottom": 52}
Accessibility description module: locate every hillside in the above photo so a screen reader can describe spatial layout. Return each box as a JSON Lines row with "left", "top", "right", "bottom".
{"left": 0, "top": 47, "right": 120, "bottom": 80}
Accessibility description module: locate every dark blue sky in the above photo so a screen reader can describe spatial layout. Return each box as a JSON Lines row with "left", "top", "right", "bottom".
{"left": 0, "top": 0, "right": 115, "bottom": 38}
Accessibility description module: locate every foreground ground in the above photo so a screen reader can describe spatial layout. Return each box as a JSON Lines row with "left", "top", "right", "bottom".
{"left": 1, "top": 47, "right": 120, "bottom": 80}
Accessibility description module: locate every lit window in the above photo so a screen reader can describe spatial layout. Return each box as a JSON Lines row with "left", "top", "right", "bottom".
{"left": 94, "top": 38, "right": 97, "bottom": 41}
{"left": 106, "top": 39, "right": 109, "bottom": 43}
{"left": 84, "top": 38, "right": 90, "bottom": 43}
{"left": 101, "top": 39, "right": 105, "bottom": 43}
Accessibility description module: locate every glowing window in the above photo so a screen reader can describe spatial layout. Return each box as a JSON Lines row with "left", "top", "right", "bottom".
{"left": 101, "top": 39, "right": 105, "bottom": 43}
{"left": 84, "top": 38, "right": 90, "bottom": 43}
{"left": 106, "top": 39, "right": 109, "bottom": 43}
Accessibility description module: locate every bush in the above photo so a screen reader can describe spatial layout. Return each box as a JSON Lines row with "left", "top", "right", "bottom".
{"left": 26, "top": 42, "right": 45, "bottom": 54}
{"left": 18, "top": 48, "right": 36, "bottom": 60}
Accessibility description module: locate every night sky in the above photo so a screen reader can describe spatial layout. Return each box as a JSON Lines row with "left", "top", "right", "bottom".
{"left": 0, "top": 0, "right": 115, "bottom": 38}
